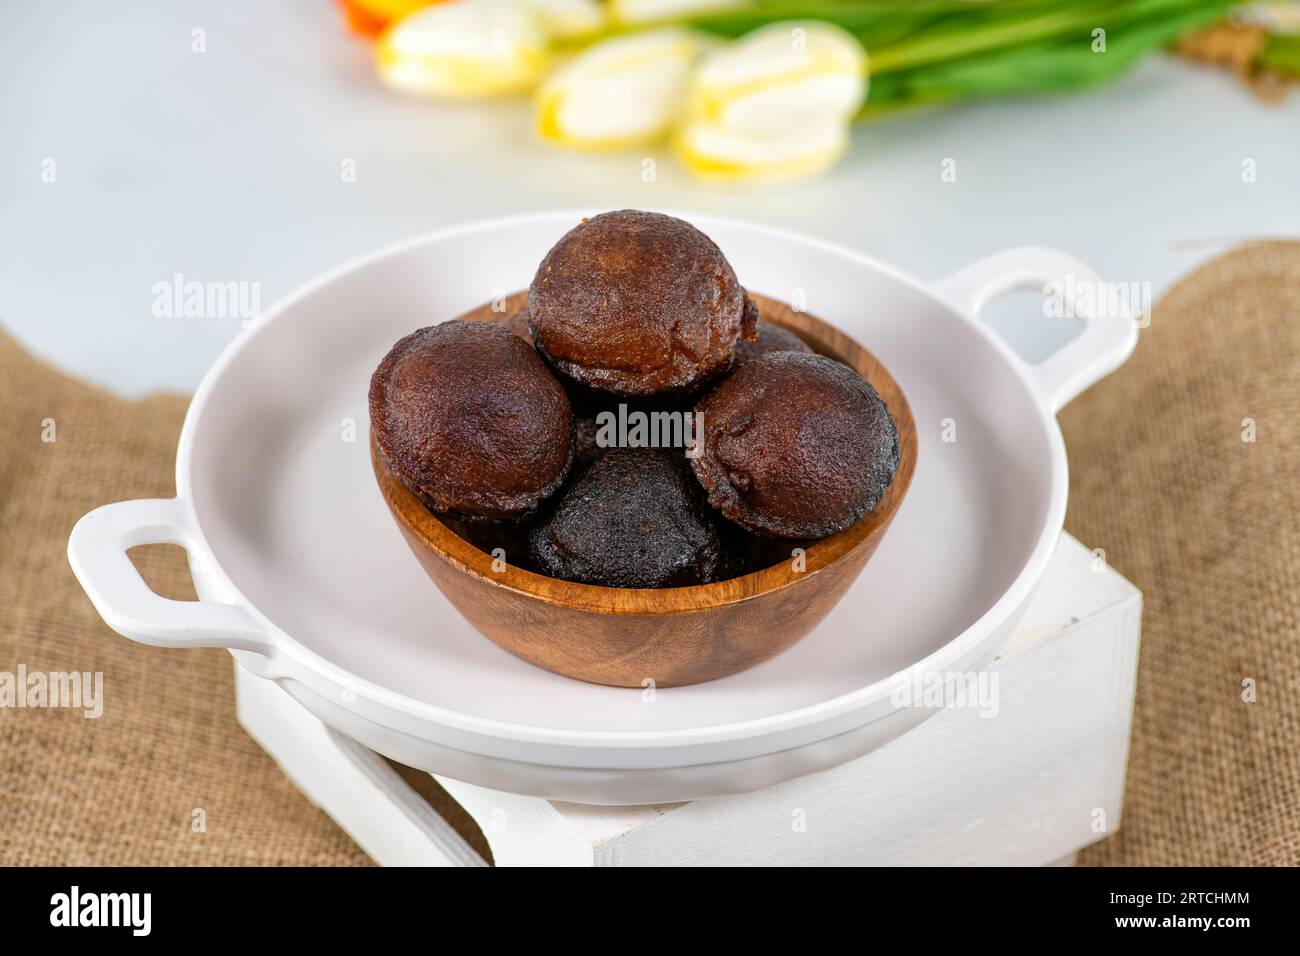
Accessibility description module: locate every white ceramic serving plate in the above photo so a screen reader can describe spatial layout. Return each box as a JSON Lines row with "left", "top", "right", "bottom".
{"left": 69, "top": 211, "right": 1135, "bottom": 805}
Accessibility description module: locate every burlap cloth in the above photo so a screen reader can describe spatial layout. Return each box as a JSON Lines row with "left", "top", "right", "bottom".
{"left": 1, "top": 242, "right": 1296, "bottom": 866}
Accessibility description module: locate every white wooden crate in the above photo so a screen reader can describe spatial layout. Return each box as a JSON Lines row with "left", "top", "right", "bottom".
{"left": 236, "top": 532, "right": 1140, "bottom": 866}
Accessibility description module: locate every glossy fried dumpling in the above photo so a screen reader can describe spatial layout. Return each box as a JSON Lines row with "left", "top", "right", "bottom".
{"left": 529, "top": 448, "right": 725, "bottom": 588}
{"left": 369, "top": 320, "right": 573, "bottom": 521}
{"left": 527, "top": 210, "right": 757, "bottom": 399}
{"left": 691, "top": 352, "right": 898, "bottom": 539}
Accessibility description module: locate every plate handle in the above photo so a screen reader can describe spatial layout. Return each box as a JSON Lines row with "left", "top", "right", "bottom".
{"left": 68, "top": 498, "right": 274, "bottom": 653}
{"left": 934, "top": 247, "right": 1138, "bottom": 413}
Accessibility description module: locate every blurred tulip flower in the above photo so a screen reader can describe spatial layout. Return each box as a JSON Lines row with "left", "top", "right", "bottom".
{"left": 685, "top": 22, "right": 866, "bottom": 136}
{"left": 674, "top": 21, "right": 866, "bottom": 181}
{"left": 675, "top": 120, "right": 849, "bottom": 182}
{"left": 526, "top": 0, "right": 605, "bottom": 39}
{"left": 537, "top": 29, "right": 704, "bottom": 148}
{"left": 338, "top": 0, "right": 441, "bottom": 39}
{"left": 376, "top": 0, "right": 550, "bottom": 98}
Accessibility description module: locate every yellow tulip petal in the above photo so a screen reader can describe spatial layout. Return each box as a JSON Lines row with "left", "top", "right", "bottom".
{"left": 687, "top": 21, "right": 866, "bottom": 136}
{"left": 524, "top": 0, "right": 605, "bottom": 39}
{"left": 674, "top": 119, "right": 848, "bottom": 183}
{"left": 377, "top": 0, "right": 549, "bottom": 98}
{"left": 537, "top": 29, "right": 701, "bottom": 149}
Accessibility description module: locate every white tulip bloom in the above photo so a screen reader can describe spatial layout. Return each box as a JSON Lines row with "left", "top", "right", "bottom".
{"left": 537, "top": 29, "right": 703, "bottom": 148}
{"left": 376, "top": 0, "right": 550, "bottom": 98}
{"left": 525, "top": 0, "right": 605, "bottom": 39}
{"left": 674, "top": 118, "right": 848, "bottom": 182}
{"left": 686, "top": 21, "right": 867, "bottom": 137}
{"left": 673, "top": 21, "right": 865, "bottom": 180}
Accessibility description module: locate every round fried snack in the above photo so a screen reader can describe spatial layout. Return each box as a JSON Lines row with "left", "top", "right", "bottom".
{"left": 440, "top": 514, "right": 536, "bottom": 572}
{"left": 572, "top": 403, "right": 604, "bottom": 471}
{"left": 527, "top": 210, "right": 757, "bottom": 399}
{"left": 692, "top": 352, "right": 899, "bottom": 539}
{"left": 717, "top": 520, "right": 813, "bottom": 577}
{"left": 369, "top": 320, "right": 573, "bottom": 521}
{"left": 734, "top": 321, "right": 813, "bottom": 367}
{"left": 529, "top": 448, "right": 725, "bottom": 588}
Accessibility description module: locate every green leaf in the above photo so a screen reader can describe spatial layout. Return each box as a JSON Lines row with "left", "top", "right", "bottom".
{"left": 860, "top": 0, "right": 1238, "bottom": 114}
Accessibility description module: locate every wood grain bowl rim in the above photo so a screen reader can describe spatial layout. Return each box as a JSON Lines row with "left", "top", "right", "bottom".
{"left": 373, "top": 293, "right": 917, "bottom": 617}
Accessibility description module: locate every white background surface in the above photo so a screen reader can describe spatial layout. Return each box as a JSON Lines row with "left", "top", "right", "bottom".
{"left": 2, "top": 0, "right": 1298, "bottom": 397}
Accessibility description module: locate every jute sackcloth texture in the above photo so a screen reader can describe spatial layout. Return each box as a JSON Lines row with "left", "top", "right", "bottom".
{"left": 1, "top": 241, "right": 1296, "bottom": 864}
{"left": 1064, "top": 241, "right": 1300, "bottom": 866}
{"left": 0, "top": 333, "right": 374, "bottom": 864}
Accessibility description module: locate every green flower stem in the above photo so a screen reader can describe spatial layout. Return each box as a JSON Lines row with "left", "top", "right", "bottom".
{"left": 557, "top": 0, "right": 1246, "bottom": 115}
{"left": 860, "top": 0, "right": 1238, "bottom": 115}
{"left": 865, "top": 0, "right": 1226, "bottom": 73}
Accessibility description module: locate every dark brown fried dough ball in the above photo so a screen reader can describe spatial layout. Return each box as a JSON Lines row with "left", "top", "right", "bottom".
{"left": 572, "top": 404, "right": 604, "bottom": 470}
{"left": 529, "top": 448, "right": 725, "bottom": 588}
{"left": 734, "top": 322, "right": 813, "bottom": 367}
{"left": 440, "top": 515, "right": 536, "bottom": 572}
{"left": 499, "top": 310, "right": 532, "bottom": 344}
{"left": 718, "top": 521, "right": 814, "bottom": 577}
{"left": 527, "top": 210, "right": 757, "bottom": 399}
{"left": 692, "top": 352, "right": 899, "bottom": 539}
{"left": 570, "top": 391, "right": 699, "bottom": 473}
{"left": 369, "top": 320, "right": 573, "bottom": 521}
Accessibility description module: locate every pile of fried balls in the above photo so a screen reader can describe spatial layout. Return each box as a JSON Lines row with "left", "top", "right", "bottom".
{"left": 369, "top": 210, "right": 899, "bottom": 589}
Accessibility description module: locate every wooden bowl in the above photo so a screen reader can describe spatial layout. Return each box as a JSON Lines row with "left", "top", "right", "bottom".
{"left": 372, "top": 292, "right": 917, "bottom": 688}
